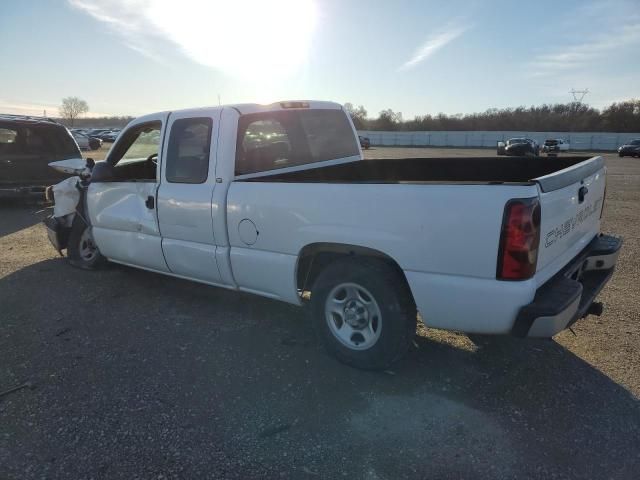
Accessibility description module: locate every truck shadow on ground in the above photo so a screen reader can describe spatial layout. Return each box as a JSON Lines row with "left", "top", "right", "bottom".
{"left": 1, "top": 258, "right": 638, "bottom": 478}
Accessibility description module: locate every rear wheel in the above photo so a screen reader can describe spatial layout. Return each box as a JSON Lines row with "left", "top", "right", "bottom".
{"left": 309, "top": 257, "right": 416, "bottom": 370}
{"left": 67, "top": 215, "right": 106, "bottom": 269}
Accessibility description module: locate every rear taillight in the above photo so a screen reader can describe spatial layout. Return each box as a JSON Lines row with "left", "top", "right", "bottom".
{"left": 600, "top": 182, "right": 607, "bottom": 219}
{"left": 497, "top": 198, "right": 541, "bottom": 280}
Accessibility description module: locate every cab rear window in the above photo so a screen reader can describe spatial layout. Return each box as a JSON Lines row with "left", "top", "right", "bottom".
{"left": 235, "top": 109, "right": 359, "bottom": 176}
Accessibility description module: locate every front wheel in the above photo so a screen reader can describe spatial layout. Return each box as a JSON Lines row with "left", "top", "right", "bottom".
{"left": 309, "top": 257, "right": 417, "bottom": 370}
{"left": 67, "top": 215, "right": 106, "bottom": 269}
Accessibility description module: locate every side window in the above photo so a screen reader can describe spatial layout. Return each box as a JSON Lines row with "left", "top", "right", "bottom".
{"left": 50, "top": 127, "right": 82, "bottom": 158}
{"left": 119, "top": 127, "right": 161, "bottom": 166}
{"left": 103, "top": 121, "right": 161, "bottom": 181}
{"left": 23, "top": 127, "right": 53, "bottom": 154}
{"left": 238, "top": 119, "right": 292, "bottom": 174}
{"left": 0, "top": 128, "right": 18, "bottom": 158}
{"left": 0, "top": 128, "right": 17, "bottom": 144}
{"left": 166, "top": 118, "right": 212, "bottom": 184}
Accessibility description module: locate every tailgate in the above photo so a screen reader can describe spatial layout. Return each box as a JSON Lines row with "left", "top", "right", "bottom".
{"left": 534, "top": 157, "right": 606, "bottom": 284}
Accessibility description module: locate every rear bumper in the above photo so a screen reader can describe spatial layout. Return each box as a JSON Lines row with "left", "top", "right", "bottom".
{"left": 512, "top": 234, "right": 622, "bottom": 338}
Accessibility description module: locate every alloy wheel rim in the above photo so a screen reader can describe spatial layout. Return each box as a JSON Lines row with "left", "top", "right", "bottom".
{"left": 79, "top": 227, "right": 97, "bottom": 261}
{"left": 325, "top": 282, "right": 382, "bottom": 350}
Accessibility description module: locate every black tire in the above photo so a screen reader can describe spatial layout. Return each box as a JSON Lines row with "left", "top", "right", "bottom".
{"left": 67, "top": 214, "right": 106, "bottom": 270}
{"left": 309, "top": 257, "right": 417, "bottom": 370}
{"left": 619, "top": 153, "right": 624, "bottom": 157}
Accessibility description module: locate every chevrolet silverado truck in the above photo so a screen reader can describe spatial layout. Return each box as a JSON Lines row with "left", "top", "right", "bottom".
{"left": 44, "top": 101, "right": 621, "bottom": 369}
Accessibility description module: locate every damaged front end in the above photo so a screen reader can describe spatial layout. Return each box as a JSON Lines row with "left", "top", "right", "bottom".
{"left": 43, "top": 158, "right": 94, "bottom": 255}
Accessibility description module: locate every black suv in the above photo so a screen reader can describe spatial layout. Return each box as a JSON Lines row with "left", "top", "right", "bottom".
{"left": 0, "top": 115, "right": 81, "bottom": 198}
{"left": 618, "top": 139, "right": 640, "bottom": 158}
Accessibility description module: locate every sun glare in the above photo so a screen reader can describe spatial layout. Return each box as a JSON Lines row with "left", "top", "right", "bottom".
{"left": 144, "top": 0, "right": 317, "bottom": 80}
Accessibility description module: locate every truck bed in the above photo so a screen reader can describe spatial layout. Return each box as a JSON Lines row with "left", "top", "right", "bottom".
{"left": 241, "top": 156, "right": 594, "bottom": 186}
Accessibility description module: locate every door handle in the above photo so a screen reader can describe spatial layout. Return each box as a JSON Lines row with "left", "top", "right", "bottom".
{"left": 145, "top": 195, "right": 155, "bottom": 209}
{"left": 578, "top": 186, "right": 588, "bottom": 203}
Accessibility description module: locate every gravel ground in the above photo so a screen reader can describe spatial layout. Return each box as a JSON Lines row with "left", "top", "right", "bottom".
{"left": 1, "top": 148, "right": 638, "bottom": 479}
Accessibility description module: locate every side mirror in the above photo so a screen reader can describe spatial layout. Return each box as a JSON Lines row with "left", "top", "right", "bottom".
{"left": 90, "top": 160, "right": 116, "bottom": 182}
{"left": 86, "top": 157, "right": 95, "bottom": 169}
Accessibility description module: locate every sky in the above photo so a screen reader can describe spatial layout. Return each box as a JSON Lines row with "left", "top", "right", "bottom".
{"left": 0, "top": 0, "right": 638, "bottom": 119}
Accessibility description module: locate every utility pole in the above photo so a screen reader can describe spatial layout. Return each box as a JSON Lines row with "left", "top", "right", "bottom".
{"left": 570, "top": 88, "right": 589, "bottom": 103}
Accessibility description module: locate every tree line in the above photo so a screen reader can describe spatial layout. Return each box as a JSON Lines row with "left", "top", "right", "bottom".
{"left": 57, "top": 115, "right": 134, "bottom": 128}
{"left": 345, "top": 99, "right": 640, "bottom": 133}
{"left": 55, "top": 96, "right": 640, "bottom": 132}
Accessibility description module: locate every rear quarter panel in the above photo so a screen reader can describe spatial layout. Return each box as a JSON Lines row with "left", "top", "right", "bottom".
{"left": 226, "top": 181, "right": 540, "bottom": 330}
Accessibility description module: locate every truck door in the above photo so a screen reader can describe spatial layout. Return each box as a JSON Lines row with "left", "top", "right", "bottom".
{"left": 156, "top": 109, "right": 225, "bottom": 285}
{"left": 87, "top": 113, "right": 169, "bottom": 272}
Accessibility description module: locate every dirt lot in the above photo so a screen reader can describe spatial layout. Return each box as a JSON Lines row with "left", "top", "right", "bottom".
{"left": 1, "top": 148, "right": 639, "bottom": 479}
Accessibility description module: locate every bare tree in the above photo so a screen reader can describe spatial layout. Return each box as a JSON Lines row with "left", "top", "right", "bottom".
{"left": 59, "top": 97, "right": 89, "bottom": 126}
{"left": 374, "top": 109, "right": 403, "bottom": 130}
{"left": 344, "top": 103, "right": 368, "bottom": 129}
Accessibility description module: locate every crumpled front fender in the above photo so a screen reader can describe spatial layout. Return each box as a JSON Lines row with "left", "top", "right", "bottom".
{"left": 51, "top": 176, "right": 81, "bottom": 218}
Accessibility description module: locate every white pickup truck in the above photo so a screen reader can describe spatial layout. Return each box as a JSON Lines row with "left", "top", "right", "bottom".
{"left": 45, "top": 101, "right": 621, "bottom": 369}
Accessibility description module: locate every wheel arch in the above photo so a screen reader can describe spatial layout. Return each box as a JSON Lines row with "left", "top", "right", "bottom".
{"left": 295, "top": 242, "right": 414, "bottom": 302}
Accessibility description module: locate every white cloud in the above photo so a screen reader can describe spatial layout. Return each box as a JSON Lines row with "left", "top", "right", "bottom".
{"left": 399, "top": 25, "right": 469, "bottom": 71}
{"left": 67, "top": 0, "right": 317, "bottom": 79}
{"left": 528, "top": 24, "right": 640, "bottom": 76}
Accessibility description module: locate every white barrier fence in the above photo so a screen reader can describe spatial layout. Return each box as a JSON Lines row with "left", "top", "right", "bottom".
{"left": 357, "top": 130, "right": 640, "bottom": 151}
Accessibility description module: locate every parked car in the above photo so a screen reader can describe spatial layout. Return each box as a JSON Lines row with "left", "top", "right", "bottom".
{"left": 0, "top": 114, "right": 81, "bottom": 198}
{"left": 44, "top": 101, "right": 620, "bottom": 369}
{"left": 359, "top": 135, "right": 370, "bottom": 149}
{"left": 618, "top": 139, "right": 640, "bottom": 157}
{"left": 71, "top": 131, "right": 101, "bottom": 151}
{"left": 71, "top": 131, "right": 90, "bottom": 150}
{"left": 497, "top": 138, "right": 539, "bottom": 156}
{"left": 86, "top": 129, "right": 110, "bottom": 140}
{"left": 543, "top": 138, "right": 570, "bottom": 154}
{"left": 100, "top": 131, "right": 119, "bottom": 142}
